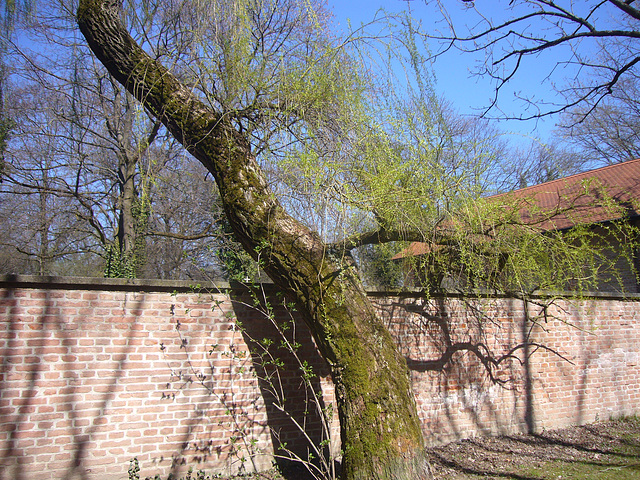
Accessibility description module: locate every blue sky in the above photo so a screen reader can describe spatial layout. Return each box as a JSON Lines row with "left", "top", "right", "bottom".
{"left": 328, "top": 1, "right": 565, "bottom": 146}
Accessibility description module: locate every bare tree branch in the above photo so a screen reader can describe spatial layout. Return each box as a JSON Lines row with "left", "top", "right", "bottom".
{"left": 425, "top": 0, "right": 640, "bottom": 122}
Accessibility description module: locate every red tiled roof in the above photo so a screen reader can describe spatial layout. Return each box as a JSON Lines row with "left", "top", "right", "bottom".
{"left": 395, "top": 159, "right": 640, "bottom": 259}
{"left": 491, "top": 157, "right": 640, "bottom": 229}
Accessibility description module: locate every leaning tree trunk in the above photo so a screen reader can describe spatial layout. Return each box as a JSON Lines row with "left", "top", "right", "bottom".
{"left": 77, "top": 2, "right": 430, "bottom": 478}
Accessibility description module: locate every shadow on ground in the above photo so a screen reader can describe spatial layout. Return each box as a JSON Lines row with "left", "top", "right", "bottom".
{"left": 425, "top": 417, "right": 640, "bottom": 479}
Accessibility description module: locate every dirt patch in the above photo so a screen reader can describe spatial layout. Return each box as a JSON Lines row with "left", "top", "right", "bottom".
{"left": 210, "top": 417, "right": 640, "bottom": 480}
{"left": 425, "top": 416, "right": 640, "bottom": 479}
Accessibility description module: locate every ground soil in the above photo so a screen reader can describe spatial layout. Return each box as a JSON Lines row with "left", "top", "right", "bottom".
{"left": 425, "top": 416, "right": 640, "bottom": 479}
{"left": 220, "top": 417, "right": 640, "bottom": 480}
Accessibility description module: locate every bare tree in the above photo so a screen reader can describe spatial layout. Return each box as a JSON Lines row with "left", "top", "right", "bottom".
{"left": 425, "top": 0, "right": 640, "bottom": 122}
{"left": 561, "top": 76, "right": 640, "bottom": 165}
{"left": 1, "top": 0, "right": 227, "bottom": 277}
{"left": 0, "top": 0, "right": 35, "bottom": 178}
{"left": 143, "top": 159, "right": 227, "bottom": 280}
{"left": 1, "top": 84, "right": 104, "bottom": 274}
{"left": 498, "top": 139, "right": 587, "bottom": 190}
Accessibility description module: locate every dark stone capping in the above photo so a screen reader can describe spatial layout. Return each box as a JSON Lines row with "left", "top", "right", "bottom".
{"left": 363, "top": 286, "right": 640, "bottom": 301}
{"left": 0, "top": 274, "right": 233, "bottom": 294}
{"left": 1, "top": 274, "right": 639, "bottom": 301}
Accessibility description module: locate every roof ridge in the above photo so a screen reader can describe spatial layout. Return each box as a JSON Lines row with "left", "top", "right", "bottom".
{"left": 493, "top": 158, "right": 640, "bottom": 198}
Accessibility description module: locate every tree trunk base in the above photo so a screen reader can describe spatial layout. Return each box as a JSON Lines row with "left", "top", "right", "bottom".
{"left": 342, "top": 449, "right": 432, "bottom": 480}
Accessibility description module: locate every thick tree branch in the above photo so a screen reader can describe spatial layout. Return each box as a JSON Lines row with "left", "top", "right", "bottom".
{"left": 330, "top": 227, "right": 428, "bottom": 251}
{"left": 608, "top": 0, "right": 640, "bottom": 21}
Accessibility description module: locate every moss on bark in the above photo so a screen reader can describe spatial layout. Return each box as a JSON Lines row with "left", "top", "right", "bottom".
{"left": 77, "top": 2, "right": 431, "bottom": 478}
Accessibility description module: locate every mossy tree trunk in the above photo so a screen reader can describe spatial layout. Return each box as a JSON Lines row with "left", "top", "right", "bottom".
{"left": 106, "top": 88, "right": 154, "bottom": 278}
{"left": 77, "top": 2, "right": 430, "bottom": 478}
{"left": 113, "top": 90, "right": 141, "bottom": 268}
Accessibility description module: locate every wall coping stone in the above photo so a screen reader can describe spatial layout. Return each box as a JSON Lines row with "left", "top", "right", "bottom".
{"left": 0, "top": 274, "right": 232, "bottom": 293}
{"left": 2, "top": 274, "right": 640, "bottom": 301}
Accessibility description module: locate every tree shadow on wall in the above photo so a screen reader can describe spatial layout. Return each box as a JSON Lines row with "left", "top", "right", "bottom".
{"left": 0, "top": 280, "right": 146, "bottom": 480}
{"left": 149, "top": 285, "right": 338, "bottom": 480}
{"left": 381, "top": 294, "right": 572, "bottom": 443}
{"left": 229, "top": 287, "right": 337, "bottom": 480}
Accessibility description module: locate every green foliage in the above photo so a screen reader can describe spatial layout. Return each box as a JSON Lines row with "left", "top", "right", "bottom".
{"left": 401, "top": 177, "right": 640, "bottom": 296}
{"left": 103, "top": 243, "right": 138, "bottom": 279}
{"left": 267, "top": 9, "right": 507, "bottom": 262}
{"left": 104, "top": 195, "right": 150, "bottom": 278}
{"left": 172, "top": 0, "right": 352, "bottom": 144}
{"left": 128, "top": 457, "right": 140, "bottom": 480}
{"left": 127, "top": 459, "right": 226, "bottom": 480}
{"left": 215, "top": 217, "right": 261, "bottom": 283}
{"left": 358, "top": 243, "right": 404, "bottom": 288}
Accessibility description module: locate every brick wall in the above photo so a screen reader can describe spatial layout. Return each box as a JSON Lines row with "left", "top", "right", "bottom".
{"left": 1, "top": 276, "right": 639, "bottom": 479}
{"left": 376, "top": 293, "right": 640, "bottom": 445}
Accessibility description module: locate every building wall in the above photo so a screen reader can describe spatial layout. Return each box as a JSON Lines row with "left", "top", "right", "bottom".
{"left": 591, "top": 221, "right": 640, "bottom": 294}
{"left": 1, "top": 276, "right": 639, "bottom": 479}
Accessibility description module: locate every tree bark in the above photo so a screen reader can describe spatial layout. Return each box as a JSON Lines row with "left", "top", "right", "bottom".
{"left": 113, "top": 89, "right": 138, "bottom": 261}
{"left": 77, "top": 2, "right": 430, "bottom": 478}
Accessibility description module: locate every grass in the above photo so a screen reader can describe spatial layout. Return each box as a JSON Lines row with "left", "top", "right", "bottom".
{"left": 522, "top": 417, "right": 640, "bottom": 480}
{"left": 131, "top": 417, "right": 640, "bottom": 480}
{"left": 428, "top": 416, "right": 640, "bottom": 480}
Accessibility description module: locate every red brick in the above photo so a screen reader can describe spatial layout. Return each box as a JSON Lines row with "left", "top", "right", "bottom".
{"left": 2, "top": 285, "right": 639, "bottom": 479}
